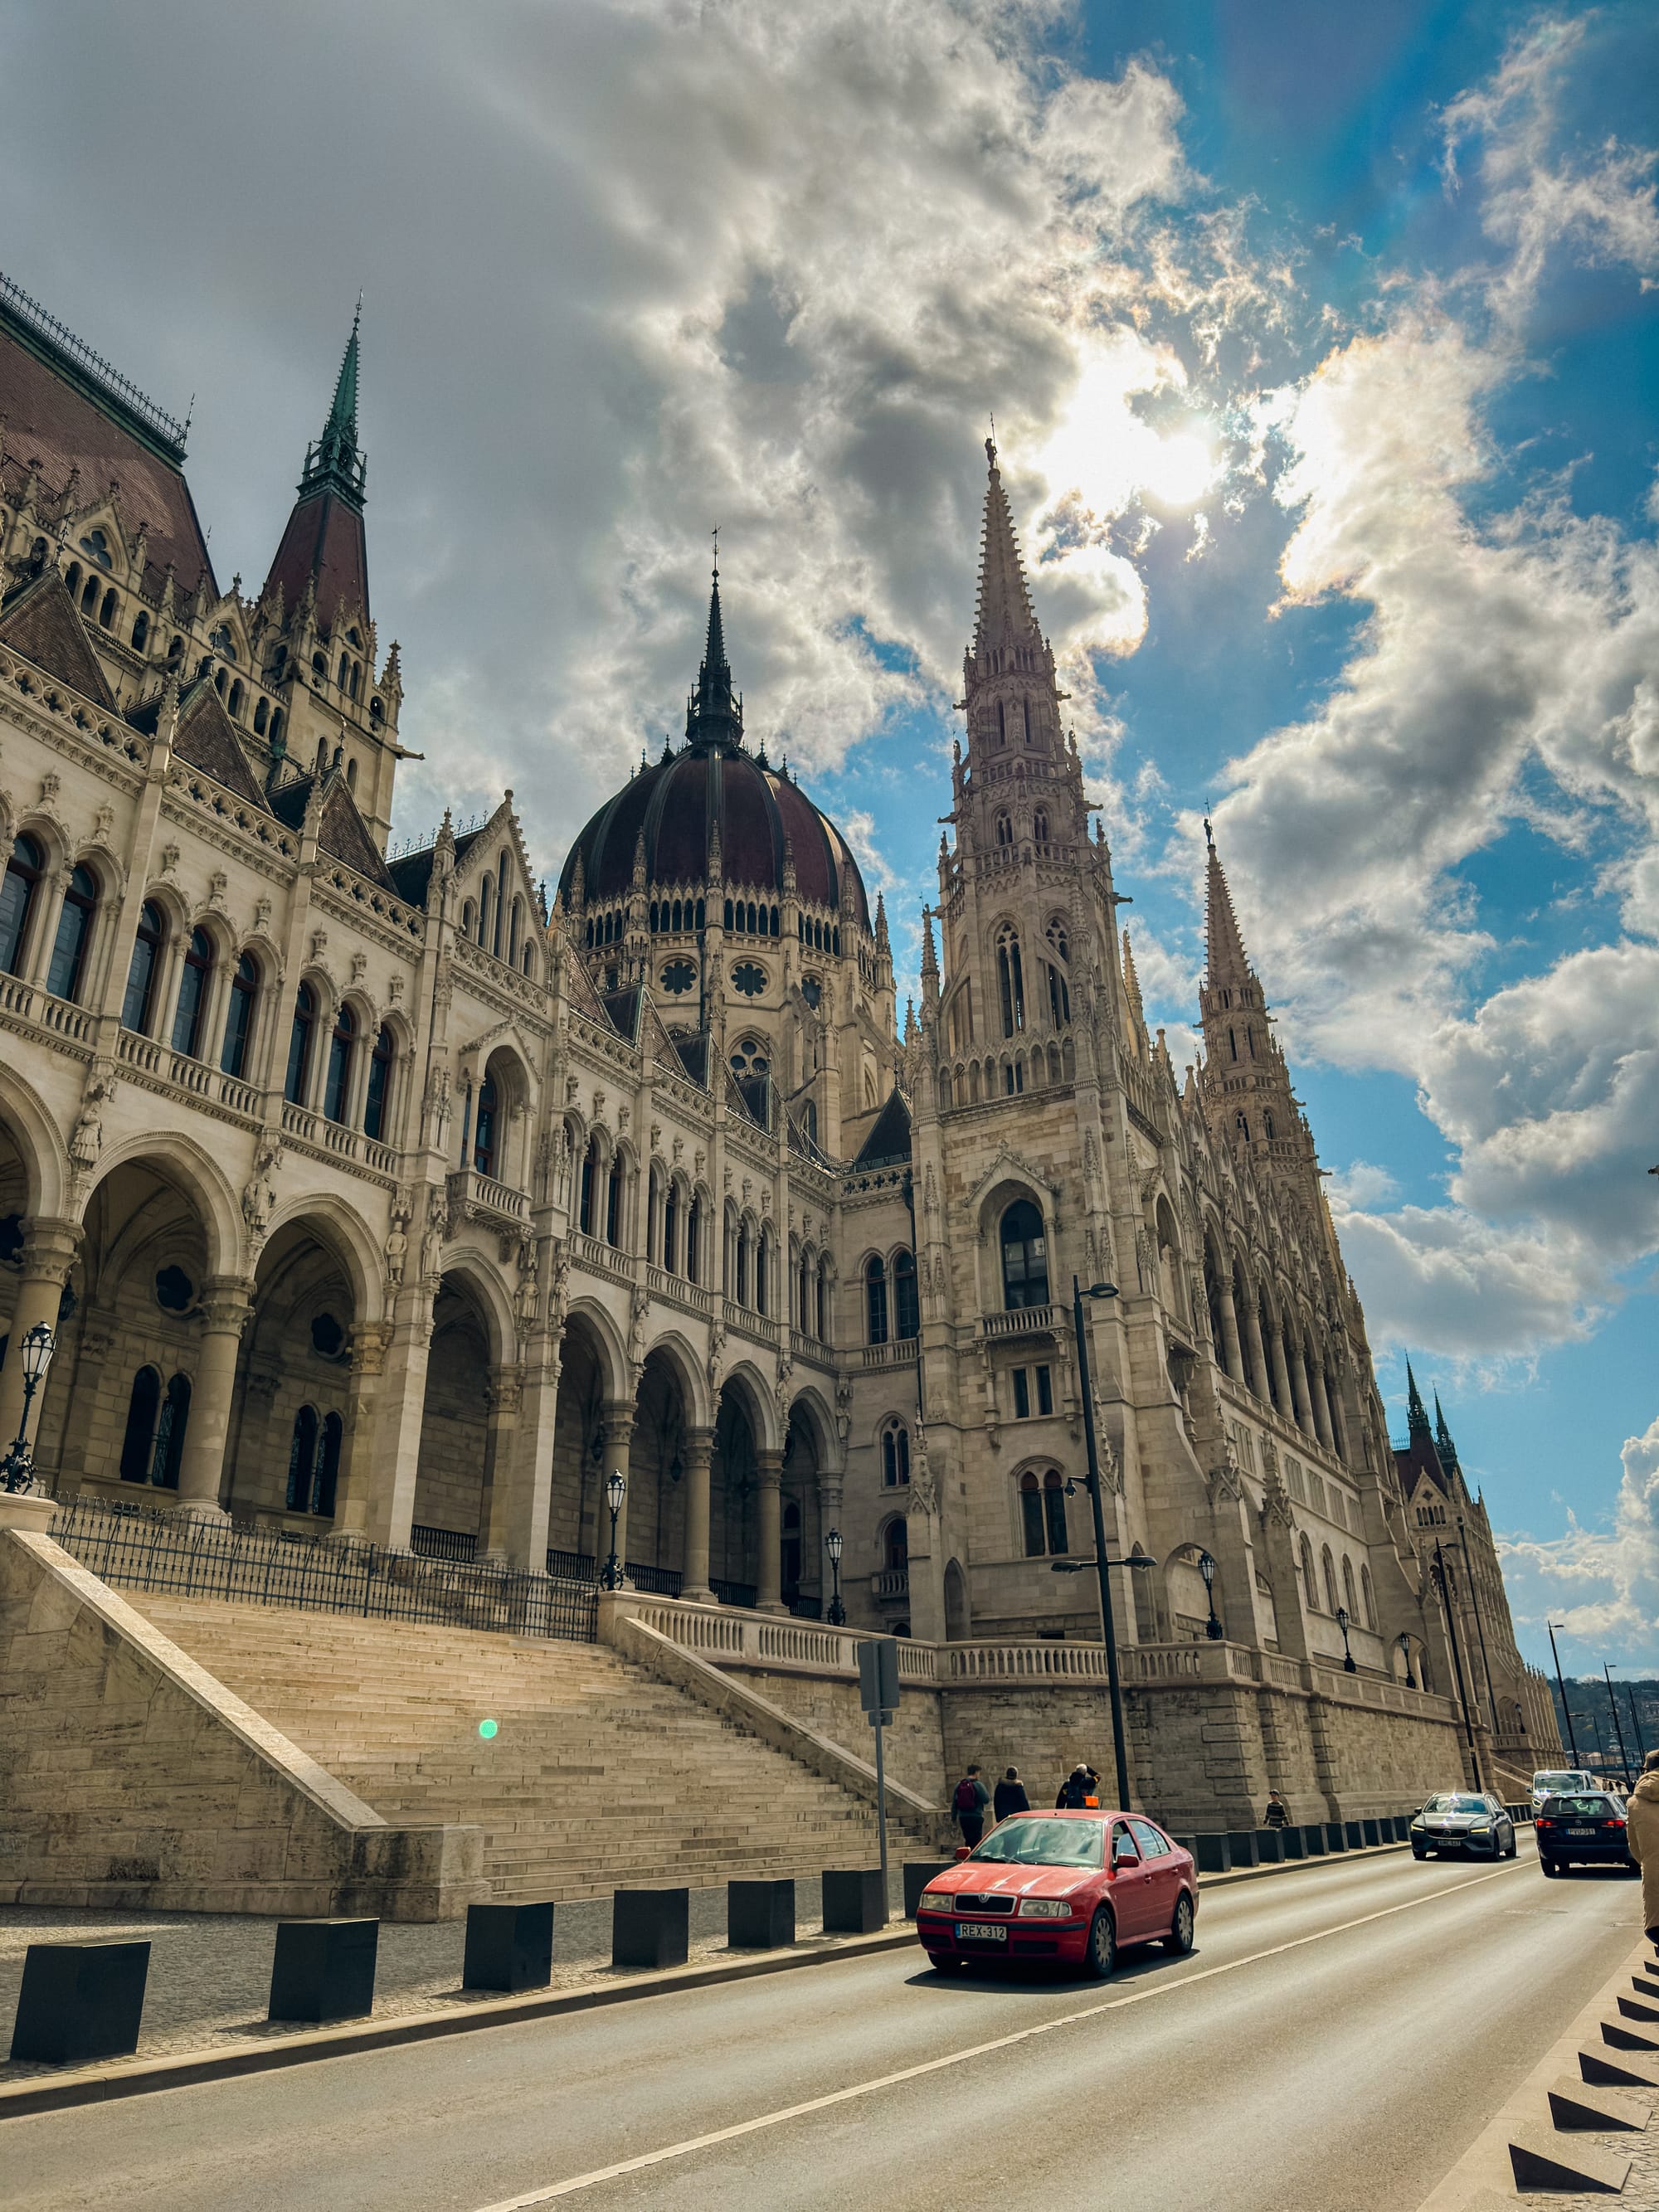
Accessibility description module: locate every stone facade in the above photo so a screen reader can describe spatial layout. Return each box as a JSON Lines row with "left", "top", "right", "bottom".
{"left": 0, "top": 283, "right": 1554, "bottom": 1830}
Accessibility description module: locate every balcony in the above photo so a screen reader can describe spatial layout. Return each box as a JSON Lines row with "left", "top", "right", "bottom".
{"left": 871, "top": 1567, "right": 910, "bottom": 1602}
{"left": 861, "top": 1336, "right": 919, "bottom": 1370}
{"left": 977, "top": 1302, "right": 1063, "bottom": 1342}
{"left": 446, "top": 1166, "right": 529, "bottom": 1245}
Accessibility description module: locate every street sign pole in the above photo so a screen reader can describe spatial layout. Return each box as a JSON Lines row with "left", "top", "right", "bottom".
{"left": 858, "top": 1636, "right": 901, "bottom": 1907}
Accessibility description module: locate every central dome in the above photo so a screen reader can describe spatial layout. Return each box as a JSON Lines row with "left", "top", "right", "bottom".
{"left": 557, "top": 573, "right": 870, "bottom": 931}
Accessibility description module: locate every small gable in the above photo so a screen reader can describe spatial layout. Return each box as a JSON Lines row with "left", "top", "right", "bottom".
{"left": 171, "top": 680, "right": 271, "bottom": 810}
{"left": 599, "top": 984, "right": 643, "bottom": 1042}
{"left": 669, "top": 1030, "right": 710, "bottom": 1088}
{"left": 854, "top": 1087, "right": 912, "bottom": 1168}
{"left": 318, "top": 780, "right": 393, "bottom": 887}
{"left": 0, "top": 569, "right": 116, "bottom": 707}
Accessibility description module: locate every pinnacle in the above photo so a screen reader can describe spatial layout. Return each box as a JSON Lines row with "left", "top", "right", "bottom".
{"left": 686, "top": 559, "right": 742, "bottom": 753}
{"left": 972, "top": 436, "right": 1040, "bottom": 657}
{"left": 1405, "top": 1362, "right": 1433, "bottom": 1443}
{"left": 1204, "top": 822, "right": 1253, "bottom": 990}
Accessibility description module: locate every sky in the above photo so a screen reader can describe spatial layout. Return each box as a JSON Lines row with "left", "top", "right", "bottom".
{"left": 2, "top": 0, "right": 1655, "bottom": 1675}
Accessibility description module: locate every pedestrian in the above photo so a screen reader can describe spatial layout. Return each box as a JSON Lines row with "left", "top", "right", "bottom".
{"left": 1627, "top": 1749, "right": 1659, "bottom": 1946}
{"left": 1263, "top": 1791, "right": 1291, "bottom": 1830}
{"left": 952, "top": 1763, "right": 990, "bottom": 1849}
{"left": 1056, "top": 1764, "right": 1095, "bottom": 1810}
{"left": 994, "top": 1767, "right": 1029, "bottom": 1822}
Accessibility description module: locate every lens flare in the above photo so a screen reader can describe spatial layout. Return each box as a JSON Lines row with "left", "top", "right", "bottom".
{"left": 478, "top": 1718, "right": 499, "bottom": 1740}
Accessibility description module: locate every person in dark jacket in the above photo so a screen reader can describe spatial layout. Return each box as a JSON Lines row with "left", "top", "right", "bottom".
{"left": 1263, "top": 1791, "right": 1291, "bottom": 1830}
{"left": 994, "top": 1767, "right": 1029, "bottom": 1822}
{"left": 1056, "top": 1764, "right": 1096, "bottom": 1810}
{"left": 952, "top": 1764, "right": 990, "bottom": 1848}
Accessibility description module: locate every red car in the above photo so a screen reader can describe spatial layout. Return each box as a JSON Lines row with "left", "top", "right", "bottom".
{"left": 916, "top": 1811, "right": 1197, "bottom": 1978}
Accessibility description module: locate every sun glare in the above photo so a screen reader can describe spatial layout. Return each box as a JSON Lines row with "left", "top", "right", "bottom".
{"left": 1039, "top": 350, "right": 1219, "bottom": 516}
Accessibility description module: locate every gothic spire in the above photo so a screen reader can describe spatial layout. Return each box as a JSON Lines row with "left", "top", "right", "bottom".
{"left": 1121, "top": 926, "right": 1146, "bottom": 1035}
{"left": 263, "top": 307, "right": 371, "bottom": 634}
{"left": 972, "top": 435, "right": 1040, "bottom": 658}
{"left": 684, "top": 553, "right": 742, "bottom": 753}
{"left": 299, "top": 301, "right": 365, "bottom": 511}
{"left": 1406, "top": 1361, "right": 1433, "bottom": 1445}
{"left": 1433, "top": 1393, "right": 1460, "bottom": 1471}
{"left": 1204, "top": 819, "right": 1253, "bottom": 990}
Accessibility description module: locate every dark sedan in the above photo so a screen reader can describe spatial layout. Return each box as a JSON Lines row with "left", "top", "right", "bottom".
{"left": 1535, "top": 1793, "right": 1637, "bottom": 1877}
{"left": 1409, "top": 1791, "right": 1516, "bottom": 1860}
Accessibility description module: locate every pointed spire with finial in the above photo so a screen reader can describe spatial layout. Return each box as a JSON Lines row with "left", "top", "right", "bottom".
{"left": 264, "top": 304, "right": 371, "bottom": 630}
{"left": 301, "top": 297, "right": 365, "bottom": 509}
{"left": 920, "top": 905, "right": 939, "bottom": 999}
{"left": 1121, "top": 926, "right": 1146, "bottom": 1035}
{"left": 1203, "top": 817, "right": 1253, "bottom": 992}
{"left": 1433, "top": 1392, "right": 1460, "bottom": 1471}
{"left": 972, "top": 432, "right": 1041, "bottom": 659}
{"left": 684, "top": 533, "right": 743, "bottom": 752}
{"left": 1406, "top": 1362, "right": 1433, "bottom": 1445}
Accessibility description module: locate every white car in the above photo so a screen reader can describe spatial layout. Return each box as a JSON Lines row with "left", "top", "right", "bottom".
{"left": 1531, "top": 1767, "right": 1594, "bottom": 1811}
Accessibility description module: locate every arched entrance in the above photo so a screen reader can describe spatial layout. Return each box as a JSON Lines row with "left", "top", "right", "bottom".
{"left": 781, "top": 1396, "right": 830, "bottom": 1617}
{"left": 547, "top": 1311, "right": 616, "bottom": 1572}
{"left": 627, "top": 1346, "right": 691, "bottom": 1591}
{"left": 409, "top": 1271, "right": 499, "bottom": 1553}
{"left": 710, "top": 1377, "right": 761, "bottom": 1604}
{"left": 229, "top": 1215, "right": 359, "bottom": 1522}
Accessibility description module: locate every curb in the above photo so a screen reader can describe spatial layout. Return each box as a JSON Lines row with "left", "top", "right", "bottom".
{"left": 0, "top": 1832, "right": 1419, "bottom": 2120}
{"left": 1414, "top": 1932, "right": 1656, "bottom": 2210}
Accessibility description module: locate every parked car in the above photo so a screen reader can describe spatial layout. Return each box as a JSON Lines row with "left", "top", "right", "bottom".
{"left": 1535, "top": 1792, "right": 1637, "bottom": 1877}
{"left": 1531, "top": 1768, "right": 1595, "bottom": 1812}
{"left": 1409, "top": 1791, "right": 1517, "bottom": 1860}
{"left": 915, "top": 1811, "right": 1198, "bottom": 1980}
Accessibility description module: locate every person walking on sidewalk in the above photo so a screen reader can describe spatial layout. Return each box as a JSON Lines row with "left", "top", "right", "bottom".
{"left": 953, "top": 1764, "right": 990, "bottom": 1849}
{"left": 994, "top": 1767, "right": 1029, "bottom": 1823}
{"left": 1263, "top": 1791, "right": 1291, "bottom": 1830}
{"left": 1056, "top": 1764, "right": 1097, "bottom": 1810}
{"left": 1627, "top": 1748, "right": 1659, "bottom": 1944}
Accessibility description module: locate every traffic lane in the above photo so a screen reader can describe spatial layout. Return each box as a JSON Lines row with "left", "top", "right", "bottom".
{"left": 5, "top": 1844, "right": 1607, "bottom": 2212}
{"left": 557, "top": 1848, "right": 1638, "bottom": 2212}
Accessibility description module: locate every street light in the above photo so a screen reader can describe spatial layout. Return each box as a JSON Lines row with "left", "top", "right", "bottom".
{"left": 1546, "top": 1620, "right": 1581, "bottom": 1768}
{"left": 1198, "top": 1548, "right": 1224, "bottom": 1641}
{"left": 825, "top": 1525, "right": 845, "bottom": 1626}
{"left": 1070, "top": 1273, "right": 1133, "bottom": 1813}
{"left": 1432, "top": 1540, "right": 1484, "bottom": 1791}
{"left": 600, "top": 1470, "right": 625, "bottom": 1591}
{"left": 1398, "top": 1631, "right": 1415, "bottom": 1690}
{"left": 1335, "top": 1604, "right": 1358, "bottom": 1674}
{"left": 1, "top": 1320, "right": 55, "bottom": 1495}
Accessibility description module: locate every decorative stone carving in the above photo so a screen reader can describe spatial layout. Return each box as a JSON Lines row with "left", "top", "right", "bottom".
{"left": 241, "top": 1131, "right": 283, "bottom": 1240}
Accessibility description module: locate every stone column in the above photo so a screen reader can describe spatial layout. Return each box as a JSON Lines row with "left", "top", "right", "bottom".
{"left": 479, "top": 1364, "right": 524, "bottom": 1563}
{"left": 1288, "top": 1340, "right": 1315, "bottom": 1436}
{"left": 359, "top": 1296, "right": 435, "bottom": 1550}
{"left": 601, "top": 1400, "right": 635, "bottom": 1583}
{"left": 1268, "top": 1325, "right": 1294, "bottom": 1422}
{"left": 1216, "top": 1271, "right": 1245, "bottom": 1386}
{"left": 754, "top": 1447, "right": 786, "bottom": 1613}
{"left": 173, "top": 1276, "right": 255, "bottom": 1517}
{"left": 1310, "top": 1364, "right": 1336, "bottom": 1453}
{"left": 494, "top": 1352, "right": 561, "bottom": 1573}
{"left": 679, "top": 1426, "right": 715, "bottom": 1603}
{"left": 328, "top": 1323, "right": 392, "bottom": 1538}
{"left": 0, "top": 1218, "right": 80, "bottom": 1457}
{"left": 1241, "top": 1294, "right": 1271, "bottom": 1404}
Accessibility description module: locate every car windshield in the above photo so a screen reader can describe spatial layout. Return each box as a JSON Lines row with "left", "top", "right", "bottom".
{"left": 1535, "top": 1773, "right": 1588, "bottom": 1792}
{"left": 1544, "top": 1796, "right": 1615, "bottom": 1817}
{"left": 971, "top": 1818, "right": 1104, "bottom": 1869}
{"left": 1423, "top": 1795, "right": 1489, "bottom": 1815}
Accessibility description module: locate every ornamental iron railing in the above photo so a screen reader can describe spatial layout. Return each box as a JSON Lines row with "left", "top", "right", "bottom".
{"left": 48, "top": 1495, "right": 597, "bottom": 1644}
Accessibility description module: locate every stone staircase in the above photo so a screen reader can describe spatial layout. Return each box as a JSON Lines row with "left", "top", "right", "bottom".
{"left": 129, "top": 1597, "right": 917, "bottom": 1902}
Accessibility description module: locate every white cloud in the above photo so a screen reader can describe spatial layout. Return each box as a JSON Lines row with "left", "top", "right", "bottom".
{"left": 1496, "top": 1412, "right": 1659, "bottom": 1669}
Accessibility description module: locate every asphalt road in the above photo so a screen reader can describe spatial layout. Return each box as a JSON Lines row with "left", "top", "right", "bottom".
{"left": 9, "top": 1838, "right": 1642, "bottom": 2212}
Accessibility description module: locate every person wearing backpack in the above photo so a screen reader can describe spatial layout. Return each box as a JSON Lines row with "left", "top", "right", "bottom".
{"left": 953, "top": 1764, "right": 990, "bottom": 1848}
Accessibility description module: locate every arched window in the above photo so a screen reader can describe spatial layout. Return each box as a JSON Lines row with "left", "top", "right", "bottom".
{"left": 865, "top": 1255, "right": 888, "bottom": 1345}
{"left": 80, "top": 575, "right": 100, "bottom": 616}
{"left": 606, "top": 1150, "right": 624, "bottom": 1245}
{"left": 0, "top": 833, "right": 44, "bottom": 976}
{"left": 1341, "top": 1556, "right": 1359, "bottom": 1622}
{"left": 995, "top": 698, "right": 1006, "bottom": 746}
{"left": 479, "top": 875, "right": 494, "bottom": 950}
{"left": 122, "top": 900, "right": 164, "bottom": 1032}
{"left": 508, "top": 896, "right": 522, "bottom": 965}
{"left": 363, "top": 1023, "right": 395, "bottom": 1140}
{"left": 994, "top": 811, "right": 1013, "bottom": 846}
{"left": 119, "top": 1366, "right": 162, "bottom": 1482}
{"left": 756, "top": 1231, "right": 771, "bottom": 1316}
{"left": 269, "top": 707, "right": 284, "bottom": 747}
{"left": 882, "top": 1420, "right": 910, "bottom": 1487}
{"left": 313, "top": 1412, "right": 343, "bottom": 1517}
{"left": 171, "top": 927, "right": 214, "bottom": 1057}
{"left": 1000, "top": 1198, "right": 1048, "bottom": 1309}
{"left": 1033, "top": 806, "right": 1048, "bottom": 842}
{"left": 893, "top": 1249, "right": 919, "bottom": 1340}
{"left": 495, "top": 852, "right": 508, "bottom": 958}
{"left": 1046, "top": 961, "right": 1069, "bottom": 1028}
{"left": 796, "top": 1245, "right": 810, "bottom": 1331}
{"left": 1020, "top": 1470, "right": 1068, "bottom": 1556}
{"left": 473, "top": 1073, "right": 499, "bottom": 1178}
{"left": 285, "top": 984, "right": 317, "bottom": 1105}
{"left": 345, "top": 757, "right": 357, "bottom": 792}
{"left": 99, "top": 587, "right": 117, "bottom": 630}
{"left": 65, "top": 561, "right": 82, "bottom": 600}
{"left": 323, "top": 1001, "right": 356, "bottom": 1123}
{"left": 149, "top": 1373, "right": 189, "bottom": 1489}
{"left": 286, "top": 1404, "right": 319, "bottom": 1511}
{"left": 1321, "top": 1547, "right": 1340, "bottom": 1615}
{"left": 1360, "top": 1564, "right": 1375, "bottom": 1631}
{"left": 221, "top": 951, "right": 259, "bottom": 1078}
{"left": 1263, "top": 1110, "right": 1275, "bottom": 1141}
{"left": 253, "top": 699, "right": 269, "bottom": 736}
{"left": 686, "top": 1193, "right": 703, "bottom": 1284}
{"left": 1235, "top": 1111, "right": 1249, "bottom": 1140}
{"left": 734, "top": 1221, "right": 749, "bottom": 1305}
{"left": 1301, "top": 1535, "right": 1319, "bottom": 1611}
{"left": 884, "top": 1518, "right": 909, "bottom": 1573}
{"left": 227, "top": 678, "right": 244, "bottom": 719}
{"left": 46, "top": 863, "right": 97, "bottom": 1002}
{"left": 664, "top": 1181, "right": 680, "bottom": 1276}
{"left": 131, "top": 610, "right": 149, "bottom": 652}
{"left": 996, "top": 926, "right": 1024, "bottom": 1036}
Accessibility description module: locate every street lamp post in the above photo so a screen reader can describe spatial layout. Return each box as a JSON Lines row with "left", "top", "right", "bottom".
{"left": 600, "top": 1471, "right": 625, "bottom": 1591}
{"left": 1198, "top": 1548, "right": 1224, "bottom": 1641}
{"left": 1546, "top": 1621, "right": 1580, "bottom": 1767}
{"left": 1069, "top": 1273, "right": 1131, "bottom": 1813}
{"left": 1398, "top": 1632, "right": 1415, "bottom": 1690}
{"left": 1335, "top": 1604, "right": 1358, "bottom": 1674}
{"left": 1455, "top": 1517, "right": 1501, "bottom": 1736}
{"left": 0, "top": 1321, "right": 56, "bottom": 1495}
{"left": 1432, "top": 1539, "right": 1483, "bottom": 1791}
{"left": 1603, "top": 1661, "right": 1634, "bottom": 1791}
{"left": 825, "top": 1526, "right": 845, "bottom": 1626}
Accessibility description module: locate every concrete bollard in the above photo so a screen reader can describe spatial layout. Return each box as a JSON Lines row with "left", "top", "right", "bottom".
{"left": 612, "top": 1888, "right": 690, "bottom": 1970}
{"left": 1361, "top": 1818, "right": 1384, "bottom": 1848}
{"left": 269, "top": 1919, "right": 378, "bottom": 2024}
{"left": 822, "top": 1868, "right": 887, "bottom": 1934}
{"left": 902, "top": 1863, "right": 955, "bottom": 1920}
{"left": 1194, "top": 1834, "right": 1232, "bottom": 1874}
{"left": 8, "top": 1940, "right": 150, "bottom": 2065}
{"left": 1325, "top": 1822, "right": 1348, "bottom": 1852}
{"left": 463, "top": 1901, "right": 555, "bottom": 1994}
{"left": 727, "top": 1879, "right": 795, "bottom": 1949}
{"left": 1279, "top": 1826, "right": 1308, "bottom": 1860}
{"left": 1225, "top": 1830, "right": 1262, "bottom": 1870}
{"left": 1299, "top": 1823, "right": 1328, "bottom": 1856}
{"left": 1343, "top": 1820, "right": 1365, "bottom": 1850}
{"left": 1254, "top": 1830, "right": 1286, "bottom": 1864}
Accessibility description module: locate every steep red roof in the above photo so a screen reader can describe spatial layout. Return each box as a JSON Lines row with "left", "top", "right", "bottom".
{"left": 263, "top": 490, "right": 369, "bottom": 636}
{"left": 0, "top": 569, "right": 115, "bottom": 707}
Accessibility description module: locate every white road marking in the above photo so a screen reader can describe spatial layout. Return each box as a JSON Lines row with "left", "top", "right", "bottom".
{"left": 471, "top": 1859, "right": 1522, "bottom": 2207}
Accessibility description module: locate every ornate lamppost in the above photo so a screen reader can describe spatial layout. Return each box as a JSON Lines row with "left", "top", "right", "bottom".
{"left": 601, "top": 1470, "right": 625, "bottom": 1590}
{"left": 1335, "top": 1604, "right": 1358, "bottom": 1673}
{"left": 1197, "top": 1548, "right": 1224, "bottom": 1641}
{"left": 825, "top": 1526, "right": 845, "bottom": 1626}
{"left": 1, "top": 1321, "right": 56, "bottom": 1495}
{"left": 1398, "top": 1631, "right": 1416, "bottom": 1690}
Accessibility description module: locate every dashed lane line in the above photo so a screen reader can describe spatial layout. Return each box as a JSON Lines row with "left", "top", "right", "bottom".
{"left": 471, "top": 1859, "right": 1524, "bottom": 2207}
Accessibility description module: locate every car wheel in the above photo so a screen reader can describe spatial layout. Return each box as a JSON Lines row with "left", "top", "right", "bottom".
{"left": 1083, "top": 1908, "right": 1117, "bottom": 1981}
{"left": 1506, "top": 1833, "right": 1517, "bottom": 1859}
{"left": 1412, "top": 1848, "right": 1427, "bottom": 1860}
{"left": 1162, "top": 1893, "right": 1194, "bottom": 1956}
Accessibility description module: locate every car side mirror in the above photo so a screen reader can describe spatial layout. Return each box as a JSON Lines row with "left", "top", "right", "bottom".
{"left": 1112, "top": 1840, "right": 1137, "bottom": 1867}
{"left": 954, "top": 1845, "right": 972, "bottom": 1862}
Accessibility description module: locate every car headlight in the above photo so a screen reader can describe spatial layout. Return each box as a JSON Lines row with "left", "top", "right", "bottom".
{"left": 917, "top": 1891, "right": 951, "bottom": 1913}
{"left": 1469, "top": 1821, "right": 1491, "bottom": 1832}
{"left": 1018, "top": 1897, "right": 1076, "bottom": 1918}
{"left": 1410, "top": 1818, "right": 1425, "bottom": 1830}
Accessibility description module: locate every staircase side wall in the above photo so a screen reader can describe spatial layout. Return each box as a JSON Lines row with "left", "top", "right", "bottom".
{"left": 0, "top": 1531, "right": 487, "bottom": 1920}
